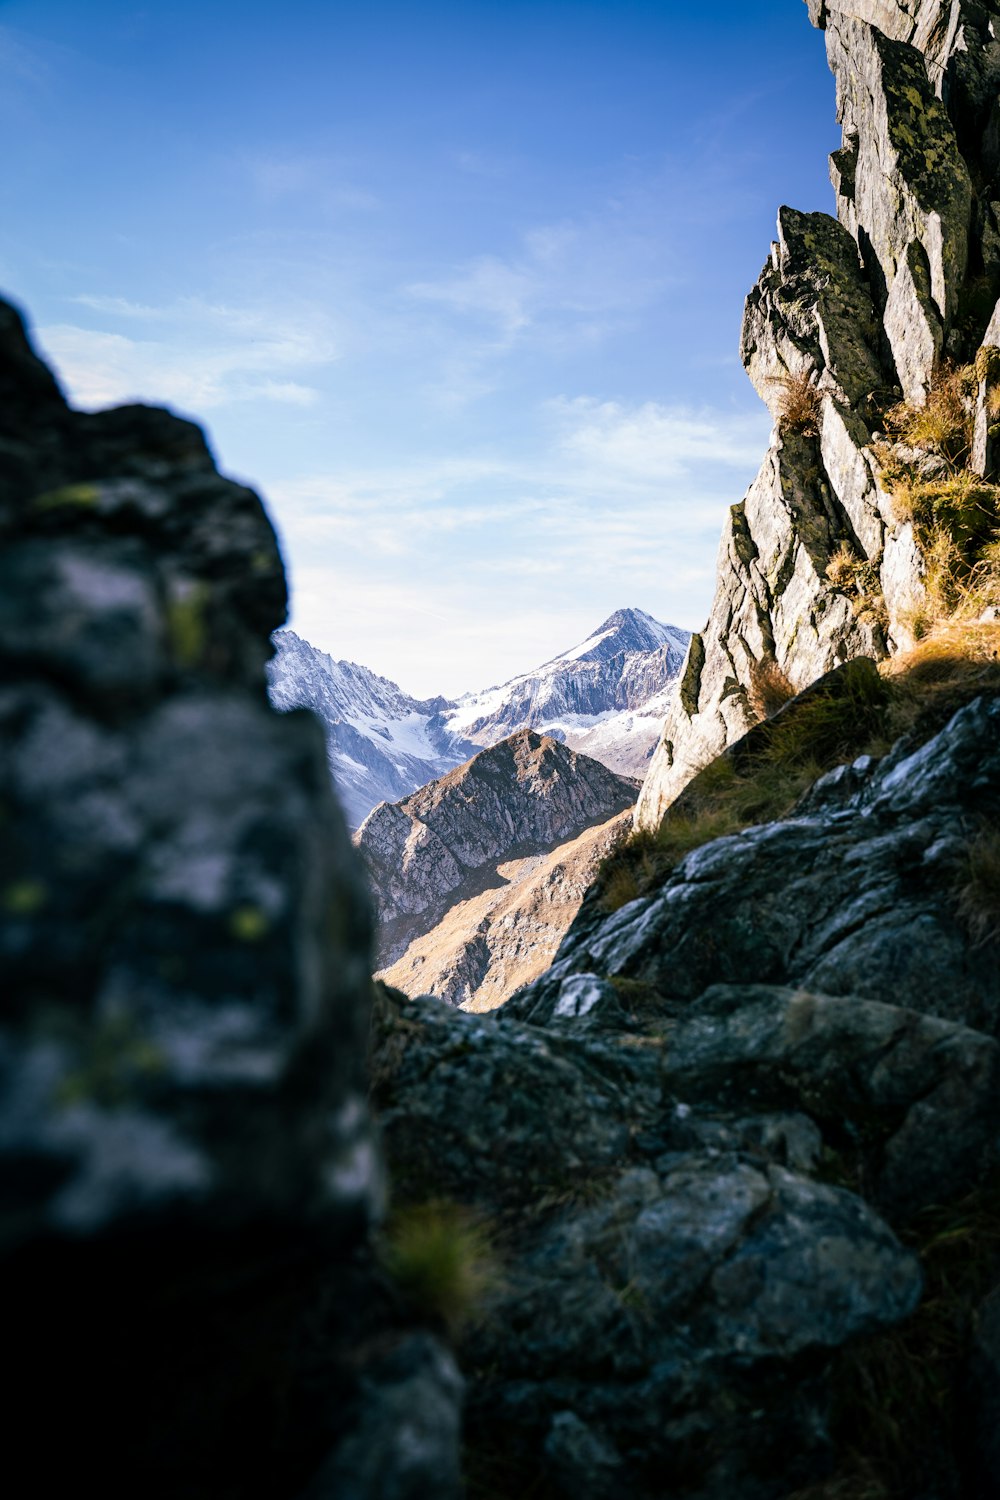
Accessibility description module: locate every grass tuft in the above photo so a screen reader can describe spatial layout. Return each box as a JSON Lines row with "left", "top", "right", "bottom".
{"left": 826, "top": 542, "right": 860, "bottom": 590}
{"left": 746, "top": 655, "right": 797, "bottom": 719}
{"left": 875, "top": 358, "right": 1000, "bottom": 637}
{"left": 379, "top": 1199, "right": 499, "bottom": 1337}
{"left": 883, "top": 362, "right": 973, "bottom": 468}
{"left": 955, "top": 827, "right": 1000, "bottom": 947}
{"left": 597, "top": 624, "right": 1000, "bottom": 915}
{"left": 775, "top": 369, "right": 822, "bottom": 436}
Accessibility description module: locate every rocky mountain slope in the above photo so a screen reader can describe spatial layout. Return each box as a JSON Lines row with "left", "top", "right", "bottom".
{"left": 444, "top": 607, "right": 690, "bottom": 769}
{"left": 379, "top": 809, "right": 632, "bottom": 1010}
{"left": 268, "top": 607, "right": 688, "bottom": 827}
{"left": 356, "top": 728, "right": 637, "bottom": 969}
{"left": 8, "top": 2, "right": 1000, "bottom": 1497}
{"left": 375, "top": 654, "right": 1000, "bottom": 1498}
{"left": 0, "top": 296, "right": 460, "bottom": 1497}
{"left": 636, "top": 0, "right": 1000, "bottom": 828}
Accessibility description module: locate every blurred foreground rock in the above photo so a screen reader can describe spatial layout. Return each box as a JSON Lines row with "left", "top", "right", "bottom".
{"left": 0, "top": 298, "right": 461, "bottom": 1499}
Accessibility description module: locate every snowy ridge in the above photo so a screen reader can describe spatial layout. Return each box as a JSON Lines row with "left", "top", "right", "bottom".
{"left": 267, "top": 609, "right": 690, "bottom": 828}
{"left": 443, "top": 609, "right": 689, "bottom": 747}
{"left": 266, "top": 632, "right": 474, "bottom": 829}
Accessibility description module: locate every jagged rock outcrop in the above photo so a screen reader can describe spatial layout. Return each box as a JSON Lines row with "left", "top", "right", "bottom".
{"left": 0, "top": 298, "right": 462, "bottom": 1498}
{"left": 368, "top": 10, "right": 1000, "bottom": 1489}
{"left": 379, "top": 809, "right": 632, "bottom": 1009}
{"left": 373, "top": 686, "right": 1000, "bottom": 1498}
{"left": 269, "top": 609, "right": 689, "bottom": 827}
{"left": 636, "top": 0, "right": 1000, "bottom": 828}
{"left": 356, "top": 729, "right": 637, "bottom": 969}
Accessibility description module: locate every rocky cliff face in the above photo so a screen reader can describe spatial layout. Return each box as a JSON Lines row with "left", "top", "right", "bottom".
{"left": 356, "top": 728, "right": 638, "bottom": 969}
{"left": 367, "top": 5, "right": 1000, "bottom": 1494}
{"left": 269, "top": 608, "right": 688, "bottom": 827}
{"left": 637, "top": 0, "right": 1000, "bottom": 828}
{"left": 0, "top": 298, "right": 462, "bottom": 1498}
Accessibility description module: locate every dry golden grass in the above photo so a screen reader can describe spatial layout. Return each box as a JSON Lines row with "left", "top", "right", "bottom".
{"left": 746, "top": 655, "right": 797, "bottom": 719}
{"left": 597, "top": 626, "right": 1000, "bottom": 915}
{"left": 876, "top": 357, "right": 1000, "bottom": 638}
{"left": 883, "top": 362, "right": 974, "bottom": 470}
{"left": 881, "top": 622, "right": 1000, "bottom": 739}
{"left": 826, "top": 542, "right": 859, "bottom": 589}
{"left": 775, "top": 368, "right": 822, "bottom": 436}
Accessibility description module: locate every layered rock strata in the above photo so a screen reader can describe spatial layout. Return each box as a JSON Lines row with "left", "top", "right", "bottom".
{"left": 637, "top": 0, "right": 1000, "bottom": 827}
{"left": 356, "top": 728, "right": 638, "bottom": 969}
{"left": 0, "top": 299, "right": 461, "bottom": 1498}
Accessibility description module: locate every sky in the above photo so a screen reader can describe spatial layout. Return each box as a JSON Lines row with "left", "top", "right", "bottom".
{"left": 0, "top": 0, "right": 840, "bottom": 697}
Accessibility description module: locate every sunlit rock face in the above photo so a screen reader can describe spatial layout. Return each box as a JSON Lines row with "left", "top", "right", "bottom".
{"left": 636, "top": 0, "right": 1000, "bottom": 829}
{"left": 0, "top": 298, "right": 461, "bottom": 1500}
{"left": 359, "top": 8, "right": 1000, "bottom": 1493}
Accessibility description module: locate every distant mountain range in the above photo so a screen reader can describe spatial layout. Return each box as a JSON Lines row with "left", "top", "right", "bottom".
{"left": 266, "top": 607, "right": 690, "bottom": 828}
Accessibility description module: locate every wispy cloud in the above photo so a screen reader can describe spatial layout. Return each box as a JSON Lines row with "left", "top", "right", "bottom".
{"left": 268, "top": 392, "right": 771, "bottom": 692}
{"left": 404, "top": 207, "right": 672, "bottom": 407}
{"left": 548, "top": 396, "right": 770, "bottom": 485}
{"left": 36, "top": 294, "right": 338, "bottom": 412}
{"left": 409, "top": 256, "right": 534, "bottom": 338}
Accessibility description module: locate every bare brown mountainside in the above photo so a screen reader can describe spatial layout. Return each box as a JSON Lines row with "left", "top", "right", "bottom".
{"left": 354, "top": 728, "right": 637, "bottom": 973}
{"left": 379, "top": 809, "right": 631, "bottom": 1009}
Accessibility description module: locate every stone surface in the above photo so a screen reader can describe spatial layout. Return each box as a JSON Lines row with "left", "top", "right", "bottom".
{"left": 373, "top": 977, "right": 927, "bottom": 1498}
{"left": 372, "top": 685, "right": 1000, "bottom": 1496}
{"left": 0, "top": 297, "right": 461, "bottom": 1499}
{"left": 636, "top": 0, "right": 1000, "bottom": 830}
{"left": 536, "top": 696, "right": 1000, "bottom": 1037}
{"left": 356, "top": 728, "right": 637, "bottom": 968}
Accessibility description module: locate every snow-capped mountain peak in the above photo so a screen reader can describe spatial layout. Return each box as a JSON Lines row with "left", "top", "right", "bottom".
{"left": 545, "top": 608, "right": 689, "bottom": 669}
{"left": 267, "top": 610, "right": 691, "bottom": 828}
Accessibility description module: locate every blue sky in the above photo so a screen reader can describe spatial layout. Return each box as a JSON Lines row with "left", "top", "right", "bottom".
{"left": 1, "top": 0, "right": 839, "bottom": 696}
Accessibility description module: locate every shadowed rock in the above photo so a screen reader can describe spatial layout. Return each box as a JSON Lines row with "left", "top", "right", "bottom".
{"left": 0, "top": 298, "right": 461, "bottom": 1499}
